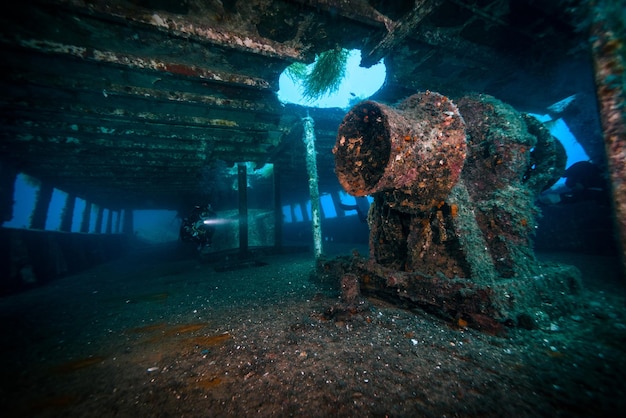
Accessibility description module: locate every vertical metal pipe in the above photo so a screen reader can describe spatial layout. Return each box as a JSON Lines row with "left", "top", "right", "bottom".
{"left": 238, "top": 163, "right": 248, "bottom": 257}
{"left": 80, "top": 201, "right": 92, "bottom": 233}
{"left": 60, "top": 193, "right": 75, "bottom": 232}
{"left": 290, "top": 204, "right": 297, "bottom": 223}
{"left": 105, "top": 209, "right": 113, "bottom": 234}
{"left": 30, "top": 181, "right": 52, "bottom": 230}
{"left": 94, "top": 206, "right": 104, "bottom": 234}
{"left": 273, "top": 164, "right": 283, "bottom": 251}
{"left": 0, "top": 162, "right": 18, "bottom": 224}
{"left": 299, "top": 200, "right": 310, "bottom": 222}
{"left": 302, "top": 115, "right": 323, "bottom": 259}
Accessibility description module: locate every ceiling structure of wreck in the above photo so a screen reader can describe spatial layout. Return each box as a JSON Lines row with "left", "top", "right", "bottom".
{"left": 1, "top": 0, "right": 595, "bottom": 211}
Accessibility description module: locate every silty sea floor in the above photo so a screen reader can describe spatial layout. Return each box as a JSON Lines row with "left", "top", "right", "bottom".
{"left": 1, "top": 243, "right": 625, "bottom": 417}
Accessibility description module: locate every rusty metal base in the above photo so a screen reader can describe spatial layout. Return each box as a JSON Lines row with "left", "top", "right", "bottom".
{"left": 317, "top": 254, "right": 582, "bottom": 334}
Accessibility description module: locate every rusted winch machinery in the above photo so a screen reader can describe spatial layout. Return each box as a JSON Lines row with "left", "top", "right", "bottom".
{"left": 330, "top": 91, "right": 579, "bottom": 331}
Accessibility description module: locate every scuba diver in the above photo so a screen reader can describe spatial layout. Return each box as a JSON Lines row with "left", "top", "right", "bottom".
{"left": 560, "top": 161, "right": 610, "bottom": 206}
{"left": 179, "top": 203, "right": 217, "bottom": 252}
{"left": 538, "top": 161, "right": 610, "bottom": 207}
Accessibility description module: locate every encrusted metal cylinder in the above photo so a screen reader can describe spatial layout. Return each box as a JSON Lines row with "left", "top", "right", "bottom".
{"left": 327, "top": 92, "right": 581, "bottom": 332}
{"left": 333, "top": 91, "right": 467, "bottom": 213}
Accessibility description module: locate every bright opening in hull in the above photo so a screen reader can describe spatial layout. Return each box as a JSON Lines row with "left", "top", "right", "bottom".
{"left": 278, "top": 49, "right": 386, "bottom": 109}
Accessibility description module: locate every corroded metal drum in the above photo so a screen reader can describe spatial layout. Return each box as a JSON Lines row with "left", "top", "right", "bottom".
{"left": 333, "top": 91, "right": 467, "bottom": 213}
{"left": 328, "top": 92, "right": 581, "bottom": 332}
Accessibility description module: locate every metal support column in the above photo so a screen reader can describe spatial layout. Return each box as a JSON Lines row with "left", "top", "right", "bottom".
{"left": 302, "top": 115, "right": 323, "bottom": 259}
{"left": 238, "top": 163, "right": 248, "bottom": 257}
{"left": 60, "top": 193, "right": 76, "bottom": 232}
{"left": 80, "top": 201, "right": 92, "bottom": 233}
{"left": 94, "top": 206, "right": 104, "bottom": 234}
{"left": 273, "top": 164, "right": 283, "bottom": 251}
{"left": 0, "top": 162, "right": 18, "bottom": 224}
{"left": 30, "top": 181, "right": 52, "bottom": 230}
{"left": 105, "top": 209, "right": 113, "bottom": 234}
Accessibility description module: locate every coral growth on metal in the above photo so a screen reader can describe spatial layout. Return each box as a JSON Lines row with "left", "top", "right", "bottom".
{"left": 330, "top": 91, "right": 578, "bottom": 331}
{"left": 455, "top": 94, "right": 566, "bottom": 278}
{"left": 333, "top": 91, "right": 466, "bottom": 214}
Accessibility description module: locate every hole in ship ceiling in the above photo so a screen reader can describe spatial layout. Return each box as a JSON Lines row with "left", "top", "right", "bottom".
{"left": 278, "top": 49, "right": 386, "bottom": 109}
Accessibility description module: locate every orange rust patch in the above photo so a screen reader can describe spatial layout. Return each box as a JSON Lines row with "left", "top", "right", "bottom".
{"left": 164, "top": 323, "right": 207, "bottom": 336}
{"left": 186, "top": 332, "right": 231, "bottom": 347}
{"left": 195, "top": 377, "right": 223, "bottom": 389}
{"left": 141, "top": 323, "right": 209, "bottom": 344}
{"left": 546, "top": 350, "right": 565, "bottom": 358}
{"left": 450, "top": 204, "right": 459, "bottom": 218}
{"left": 51, "top": 356, "right": 106, "bottom": 374}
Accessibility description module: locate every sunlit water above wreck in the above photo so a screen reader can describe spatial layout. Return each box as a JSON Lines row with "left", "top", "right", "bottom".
{"left": 277, "top": 49, "right": 386, "bottom": 109}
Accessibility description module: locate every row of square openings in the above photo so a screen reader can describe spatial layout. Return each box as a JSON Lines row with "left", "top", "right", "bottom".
{"left": 3, "top": 173, "right": 371, "bottom": 232}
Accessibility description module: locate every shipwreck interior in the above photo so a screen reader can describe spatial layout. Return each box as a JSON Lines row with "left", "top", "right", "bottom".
{"left": 1, "top": 0, "right": 624, "bottom": 325}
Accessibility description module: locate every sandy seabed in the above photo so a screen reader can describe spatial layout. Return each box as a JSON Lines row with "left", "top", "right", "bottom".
{"left": 1, "top": 243, "right": 625, "bottom": 417}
